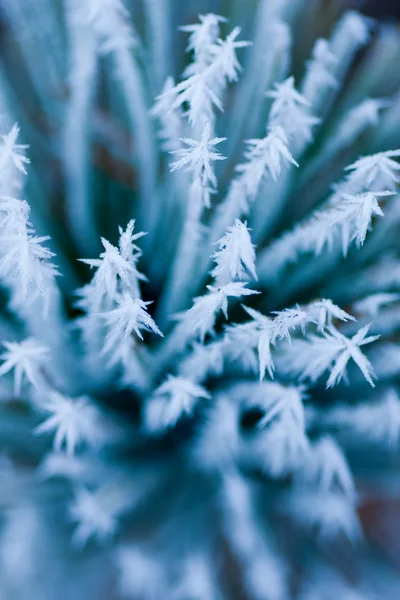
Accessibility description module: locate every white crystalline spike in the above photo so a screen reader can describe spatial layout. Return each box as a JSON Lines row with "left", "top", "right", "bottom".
{"left": 181, "top": 13, "right": 226, "bottom": 64}
{"left": 169, "top": 120, "right": 226, "bottom": 206}
{"left": 145, "top": 375, "right": 210, "bottom": 432}
{"left": 0, "top": 338, "right": 49, "bottom": 396}
{"left": 0, "top": 124, "right": 30, "bottom": 175}
{"left": 236, "top": 126, "right": 298, "bottom": 194}
{"left": 35, "top": 391, "right": 102, "bottom": 455}
{"left": 345, "top": 150, "right": 400, "bottom": 191}
{"left": 257, "top": 183, "right": 394, "bottom": 283}
{"left": 211, "top": 218, "right": 257, "bottom": 285}
{"left": 160, "top": 19, "right": 249, "bottom": 124}
{"left": 177, "top": 282, "right": 259, "bottom": 342}
{"left": 271, "top": 306, "right": 309, "bottom": 343}
{"left": 305, "top": 299, "right": 356, "bottom": 331}
{"left": 266, "top": 76, "right": 320, "bottom": 143}
{"left": 302, "top": 436, "right": 356, "bottom": 501}
{"left": 277, "top": 325, "right": 379, "bottom": 388}
{"left": 100, "top": 291, "right": 163, "bottom": 342}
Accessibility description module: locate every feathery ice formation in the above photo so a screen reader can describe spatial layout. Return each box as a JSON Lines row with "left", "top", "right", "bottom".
{"left": 0, "top": 1, "right": 400, "bottom": 599}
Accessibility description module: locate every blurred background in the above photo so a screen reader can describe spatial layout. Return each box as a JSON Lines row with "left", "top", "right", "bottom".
{"left": 348, "top": 0, "right": 400, "bottom": 18}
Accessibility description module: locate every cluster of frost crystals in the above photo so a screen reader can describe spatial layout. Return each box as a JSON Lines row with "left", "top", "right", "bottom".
{"left": 1, "top": 2, "right": 400, "bottom": 600}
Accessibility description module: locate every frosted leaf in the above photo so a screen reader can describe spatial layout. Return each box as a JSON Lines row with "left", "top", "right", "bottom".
{"left": 150, "top": 76, "right": 184, "bottom": 152}
{"left": 77, "top": 220, "right": 148, "bottom": 329}
{"left": 321, "top": 99, "right": 389, "bottom": 163}
{"left": 116, "top": 546, "right": 165, "bottom": 599}
{"left": 281, "top": 325, "right": 379, "bottom": 388}
{"left": 172, "top": 555, "right": 217, "bottom": 600}
{"left": 118, "top": 219, "right": 146, "bottom": 267}
{"left": 179, "top": 339, "right": 226, "bottom": 383}
{"left": 0, "top": 124, "right": 30, "bottom": 175}
{"left": 306, "top": 299, "right": 355, "bottom": 331}
{"left": 39, "top": 451, "right": 89, "bottom": 481}
{"left": 0, "top": 338, "right": 49, "bottom": 396}
{"left": 233, "top": 382, "right": 309, "bottom": 477}
{"left": 178, "top": 282, "right": 259, "bottom": 342}
{"left": 163, "top": 19, "right": 249, "bottom": 123}
{"left": 193, "top": 393, "right": 241, "bottom": 469}
{"left": 170, "top": 120, "right": 226, "bottom": 206}
{"left": 331, "top": 10, "right": 371, "bottom": 56}
{"left": 283, "top": 490, "right": 362, "bottom": 542}
{"left": 181, "top": 13, "right": 226, "bottom": 73}
{"left": 209, "top": 26, "right": 251, "bottom": 83}
{"left": 166, "top": 72, "right": 223, "bottom": 124}
{"left": 236, "top": 126, "right": 298, "bottom": 194}
{"left": 70, "top": 484, "right": 130, "bottom": 546}
{"left": 298, "top": 565, "right": 368, "bottom": 600}
{"left": 267, "top": 76, "right": 310, "bottom": 115}
{"left": 271, "top": 306, "right": 309, "bottom": 343}
{"left": 301, "top": 39, "right": 337, "bottom": 105}
{"left": 211, "top": 219, "right": 257, "bottom": 285}
{"left": 327, "top": 325, "right": 379, "bottom": 388}
{"left": 319, "top": 389, "right": 400, "bottom": 450}
{"left": 236, "top": 301, "right": 355, "bottom": 382}
{"left": 223, "top": 321, "right": 260, "bottom": 376}
{"left": 241, "top": 306, "right": 274, "bottom": 380}
{"left": 145, "top": 375, "right": 210, "bottom": 431}
{"left": 83, "top": 0, "right": 135, "bottom": 54}
{"left": 79, "top": 237, "right": 135, "bottom": 303}
{"left": 336, "top": 190, "right": 391, "bottom": 247}
{"left": 353, "top": 293, "right": 400, "bottom": 317}
{"left": 345, "top": 150, "right": 400, "bottom": 191}
{"left": 0, "top": 196, "right": 58, "bottom": 304}
{"left": 257, "top": 182, "right": 393, "bottom": 281}
{"left": 100, "top": 291, "right": 163, "bottom": 342}
{"left": 260, "top": 423, "right": 309, "bottom": 478}
{"left": 266, "top": 77, "right": 320, "bottom": 143}
{"left": 302, "top": 436, "right": 356, "bottom": 501}
{"left": 2, "top": 7, "right": 400, "bottom": 595}
{"left": 253, "top": 382, "right": 306, "bottom": 432}
{"left": 35, "top": 391, "right": 102, "bottom": 455}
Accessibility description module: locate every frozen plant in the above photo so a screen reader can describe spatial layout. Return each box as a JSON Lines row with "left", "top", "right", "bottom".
{"left": 1, "top": 1, "right": 400, "bottom": 599}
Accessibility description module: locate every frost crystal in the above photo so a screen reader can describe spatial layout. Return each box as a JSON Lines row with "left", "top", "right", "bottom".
{"left": 0, "top": 124, "right": 30, "bottom": 175}
{"left": 170, "top": 120, "right": 226, "bottom": 207}
{"left": 211, "top": 218, "right": 257, "bottom": 284}
{"left": 101, "top": 293, "right": 163, "bottom": 342}
{"left": 280, "top": 325, "right": 379, "bottom": 388}
{"left": 145, "top": 375, "right": 210, "bottom": 431}
{"left": 35, "top": 391, "right": 102, "bottom": 455}
{"left": 237, "top": 126, "right": 298, "bottom": 188}
{"left": 0, "top": 339, "right": 49, "bottom": 396}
